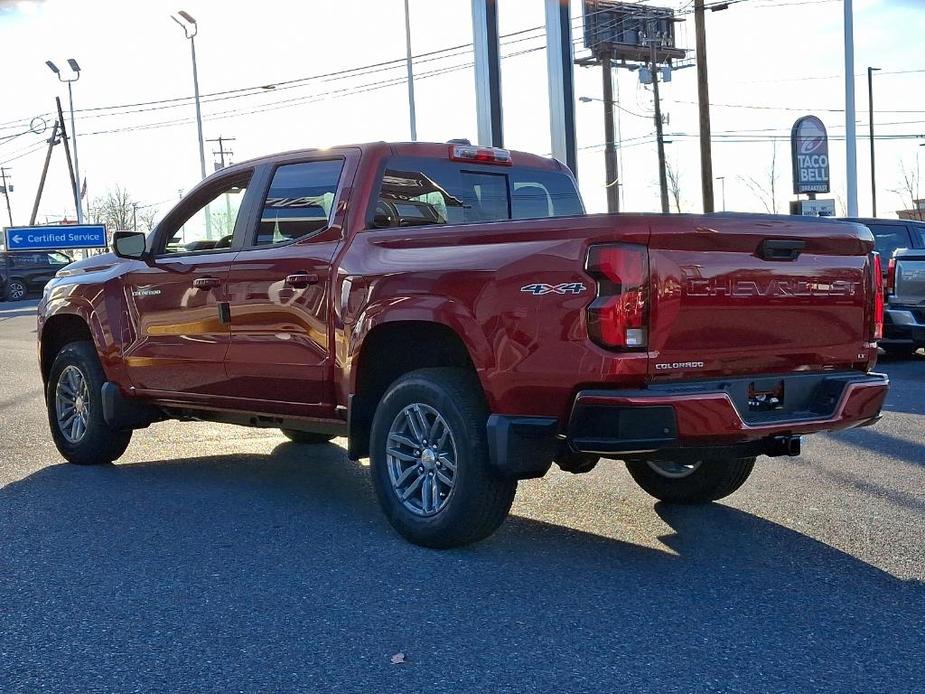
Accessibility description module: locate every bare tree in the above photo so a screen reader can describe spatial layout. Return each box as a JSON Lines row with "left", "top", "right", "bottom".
{"left": 89, "top": 186, "right": 135, "bottom": 231}
{"left": 666, "top": 160, "right": 683, "bottom": 213}
{"left": 738, "top": 142, "right": 780, "bottom": 214}
{"left": 891, "top": 160, "right": 923, "bottom": 220}
{"left": 137, "top": 207, "right": 159, "bottom": 232}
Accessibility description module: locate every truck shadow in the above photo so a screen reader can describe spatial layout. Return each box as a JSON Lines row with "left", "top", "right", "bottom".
{"left": 2, "top": 442, "right": 923, "bottom": 691}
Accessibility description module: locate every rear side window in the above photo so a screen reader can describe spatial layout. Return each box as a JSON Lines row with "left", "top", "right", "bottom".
{"left": 254, "top": 159, "right": 344, "bottom": 246}
{"left": 372, "top": 156, "right": 582, "bottom": 229}
{"left": 868, "top": 224, "right": 912, "bottom": 260}
{"left": 911, "top": 225, "right": 925, "bottom": 247}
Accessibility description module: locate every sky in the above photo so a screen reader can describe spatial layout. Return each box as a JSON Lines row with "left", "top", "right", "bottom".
{"left": 1, "top": 0, "right": 925, "bottom": 227}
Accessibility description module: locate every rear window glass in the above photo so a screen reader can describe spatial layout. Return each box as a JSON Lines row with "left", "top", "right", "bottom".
{"left": 372, "top": 156, "right": 582, "bottom": 229}
{"left": 868, "top": 224, "right": 912, "bottom": 260}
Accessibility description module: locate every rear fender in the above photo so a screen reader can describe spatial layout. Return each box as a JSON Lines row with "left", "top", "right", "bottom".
{"left": 346, "top": 295, "right": 494, "bottom": 403}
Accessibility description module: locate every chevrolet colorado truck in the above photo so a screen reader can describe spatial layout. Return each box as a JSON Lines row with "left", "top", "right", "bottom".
{"left": 37, "top": 141, "right": 889, "bottom": 548}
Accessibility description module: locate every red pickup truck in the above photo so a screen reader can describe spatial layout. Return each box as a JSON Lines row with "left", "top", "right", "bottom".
{"left": 37, "top": 141, "right": 889, "bottom": 547}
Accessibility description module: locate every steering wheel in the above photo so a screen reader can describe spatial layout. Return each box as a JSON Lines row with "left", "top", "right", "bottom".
{"left": 373, "top": 200, "right": 399, "bottom": 228}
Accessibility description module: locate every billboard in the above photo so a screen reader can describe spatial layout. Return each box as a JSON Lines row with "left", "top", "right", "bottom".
{"left": 791, "top": 116, "right": 830, "bottom": 194}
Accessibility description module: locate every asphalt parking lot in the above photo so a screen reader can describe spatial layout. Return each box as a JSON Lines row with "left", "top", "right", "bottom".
{"left": 1, "top": 298, "right": 923, "bottom": 693}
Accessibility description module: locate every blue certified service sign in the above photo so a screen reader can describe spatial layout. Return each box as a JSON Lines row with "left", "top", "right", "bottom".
{"left": 4, "top": 224, "right": 108, "bottom": 250}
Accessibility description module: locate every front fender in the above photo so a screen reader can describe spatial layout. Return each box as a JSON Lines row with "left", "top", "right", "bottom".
{"left": 39, "top": 278, "right": 128, "bottom": 384}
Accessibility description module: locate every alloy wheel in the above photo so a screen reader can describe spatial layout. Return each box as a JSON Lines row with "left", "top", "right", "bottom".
{"left": 386, "top": 403, "right": 458, "bottom": 516}
{"left": 55, "top": 365, "right": 91, "bottom": 444}
{"left": 7, "top": 281, "right": 25, "bottom": 300}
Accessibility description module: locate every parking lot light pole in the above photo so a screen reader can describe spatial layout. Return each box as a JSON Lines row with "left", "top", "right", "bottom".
{"left": 172, "top": 11, "right": 207, "bottom": 182}
{"left": 868, "top": 66, "right": 881, "bottom": 217}
{"left": 46, "top": 59, "right": 83, "bottom": 224}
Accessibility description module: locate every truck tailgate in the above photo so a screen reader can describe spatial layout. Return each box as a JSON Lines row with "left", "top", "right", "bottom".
{"left": 645, "top": 215, "right": 876, "bottom": 381}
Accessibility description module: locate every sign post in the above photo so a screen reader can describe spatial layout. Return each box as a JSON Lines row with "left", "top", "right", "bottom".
{"left": 4, "top": 224, "right": 107, "bottom": 252}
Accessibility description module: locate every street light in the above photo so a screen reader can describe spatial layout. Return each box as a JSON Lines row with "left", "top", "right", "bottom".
{"left": 868, "top": 66, "right": 881, "bottom": 216}
{"left": 172, "top": 10, "right": 207, "bottom": 182}
{"left": 46, "top": 58, "right": 83, "bottom": 224}
{"left": 716, "top": 176, "right": 726, "bottom": 212}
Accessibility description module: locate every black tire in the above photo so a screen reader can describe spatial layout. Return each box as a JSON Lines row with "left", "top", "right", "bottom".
{"left": 46, "top": 341, "right": 132, "bottom": 465}
{"left": 280, "top": 429, "right": 334, "bottom": 445}
{"left": 6, "top": 279, "right": 26, "bottom": 301}
{"left": 625, "top": 457, "right": 756, "bottom": 504}
{"left": 369, "top": 367, "right": 517, "bottom": 548}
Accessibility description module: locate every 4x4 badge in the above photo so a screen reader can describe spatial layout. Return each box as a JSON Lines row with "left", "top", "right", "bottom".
{"left": 520, "top": 282, "right": 587, "bottom": 296}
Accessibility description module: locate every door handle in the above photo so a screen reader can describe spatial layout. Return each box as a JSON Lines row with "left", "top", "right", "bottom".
{"left": 285, "top": 272, "right": 319, "bottom": 288}
{"left": 193, "top": 276, "right": 222, "bottom": 290}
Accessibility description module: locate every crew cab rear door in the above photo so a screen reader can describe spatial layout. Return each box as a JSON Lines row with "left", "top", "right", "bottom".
{"left": 120, "top": 168, "right": 257, "bottom": 396}
{"left": 646, "top": 216, "right": 876, "bottom": 381}
{"left": 221, "top": 152, "right": 357, "bottom": 417}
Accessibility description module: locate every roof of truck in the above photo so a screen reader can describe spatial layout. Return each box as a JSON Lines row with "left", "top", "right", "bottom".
{"left": 231, "top": 141, "right": 563, "bottom": 172}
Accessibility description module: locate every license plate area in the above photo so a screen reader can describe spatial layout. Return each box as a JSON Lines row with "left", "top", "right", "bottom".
{"left": 748, "top": 379, "right": 785, "bottom": 412}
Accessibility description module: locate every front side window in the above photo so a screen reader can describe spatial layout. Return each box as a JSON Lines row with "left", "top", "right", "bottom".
{"left": 48, "top": 252, "right": 71, "bottom": 265}
{"left": 162, "top": 173, "right": 251, "bottom": 254}
{"left": 372, "top": 157, "right": 582, "bottom": 229}
{"left": 254, "top": 160, "right": 344, "bottom": 247}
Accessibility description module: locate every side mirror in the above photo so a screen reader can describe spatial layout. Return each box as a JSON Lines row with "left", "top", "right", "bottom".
{"left": 112, "top": 230, "right": 148, "bottom": 260}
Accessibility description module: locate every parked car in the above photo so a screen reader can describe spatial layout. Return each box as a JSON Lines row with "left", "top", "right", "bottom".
{"left": 37, "top": 141, "right": 889, "bottom": 547}
{"left": 1, "top": 250, "right": 72, "bottom": 301}
{"left": 844, "top": 217, "right": 925, "bottom": 356}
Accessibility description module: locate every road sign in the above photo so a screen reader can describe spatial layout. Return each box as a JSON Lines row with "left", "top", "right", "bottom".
{"left": 790, "top": 199, "right": 836, "bottom": 217}
{"left": 4, "top": 224, "right": 107, "bottom": 251}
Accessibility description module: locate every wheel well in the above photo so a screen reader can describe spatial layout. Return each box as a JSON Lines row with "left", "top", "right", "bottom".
{"left": 349, "top": 321, "right": 480, "bottom": 459}
{"left": 41, "top": 314, "right": 93, "bottom": 384}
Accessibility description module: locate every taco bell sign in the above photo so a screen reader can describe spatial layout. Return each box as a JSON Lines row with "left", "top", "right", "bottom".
{"left": 791, "top": 115, "right": 830, "bottom": 194}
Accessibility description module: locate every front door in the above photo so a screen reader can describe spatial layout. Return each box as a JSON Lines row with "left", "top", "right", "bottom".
{"left": 121, "top": 169, "right": 256, "bottom": 396}
{"left": 223, "top": 157, "right": 351, "bottom": 415}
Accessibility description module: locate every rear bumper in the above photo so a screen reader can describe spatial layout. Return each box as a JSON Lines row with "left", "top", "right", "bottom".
{"left": 882, "top": 306, "right": 925, "bottom": 344}
{"left": 485, "top": 371, "right": 888, "bottom": 478}
{"left": 567, "top": 371, "right": 888, "bottom": 455}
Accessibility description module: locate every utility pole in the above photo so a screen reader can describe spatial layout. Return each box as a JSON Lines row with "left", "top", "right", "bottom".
{"left": 0, "top": 167, "right": 13, "bottom": 227}
{"left": 844, "top": 0, "right": 858, "bottom": 216}
{"left": 601, "top": 51, "right": 619, "bottom": 213}
{"left": 694, "top": 0, "right": 714, "bottom": 213}
{"left": 403, "top": 0, "right": 417, "bottom": 141}
{"left": 31, "top": 121, "right": 60, "bottom": 225}
{"left": 207, "top": 135, "right": 236, "bottom": 170}
{"left": 868, "top": 66, "right": 880, "bottom": 217}
{"left": 208, "top": 136, "right": 235, "bottom": 234}
{"left": 649, "top": 23, "right": 670, "bottom": 214}
{"left": 56, "top": 97, "right": 81, "bottom": 223}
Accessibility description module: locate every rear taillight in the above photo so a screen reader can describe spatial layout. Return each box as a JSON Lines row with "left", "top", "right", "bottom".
{"left": 872, "top": 252, "right": 884, "bottom": 341}
{"left": 585, "top": 243, "right": 649, "bottom": 350}
{"left": 886, "top": 256, "right": 896, "bottom": 296}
